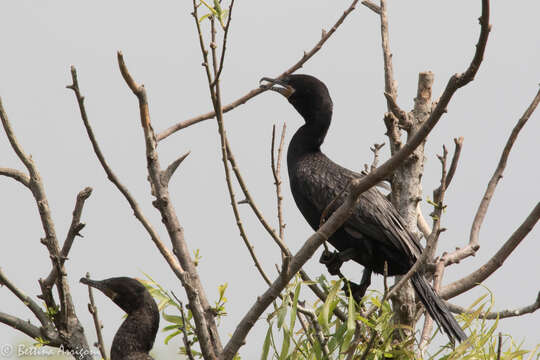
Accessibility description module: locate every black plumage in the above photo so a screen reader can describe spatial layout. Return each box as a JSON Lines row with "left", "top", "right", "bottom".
{"left": 261, "top": 74, "right": 466, "bottom": 342}
{"left": 80, "top": 277, "right": 159, "bottom": 360}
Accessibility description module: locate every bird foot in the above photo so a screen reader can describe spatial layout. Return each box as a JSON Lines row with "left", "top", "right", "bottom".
{"left": 319, "top": 249, "right": 344, "bottom": 276}
{"left": 344, "top": 281, "right": 369, "bottom": 303}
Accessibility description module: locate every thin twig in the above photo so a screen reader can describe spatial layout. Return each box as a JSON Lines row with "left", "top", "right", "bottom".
{"left": 226, "top": 137, "right": 289, "bottom": 254}
{"left": 212, "top": 0, "right": 236, "bottom": 86}
{"left": 271, "top": 124, "right": 287, "bottom": 243}
{"left": 297, "top": 305, "right": 330, "bottom": 358}
{"left": 157, "top": 0, "right": 360, "bottom": 141}
{"left": 445, "top": 137, "right": 464, "bottom": 188}
{"left": 178, "top": 300, "right": 197, "bottom": 360}
{"left": 448, "top": 291, "right": 540, "bottom": 319}
{"left": 496, "top": 332, "right": 502, "bottom": 360}
{"left": 83, "top": 273, "right": 108, "bottom": 360}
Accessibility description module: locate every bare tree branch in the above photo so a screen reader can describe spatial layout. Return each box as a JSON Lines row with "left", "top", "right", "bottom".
{"left": 0, "top": 268, "right": 57, "bottom": 340}
{"left": 297, "top": 304, "right": 330, "bottom": 358}
{"left": 162, "top": 151, "right": 190, "bottom": 186}
{"left": 43, "top": 187, "right": 93, "bottom": 288}
{"left": 157, "top": 0, "right": 360, "bottom": 142}
{"left": 211, "top": 0, "right": 236, "bottom": 86}
{"left": 271, "top": 124, "right": 287, "bottom": 242}
{"left": 361, "top": 0, "right": 381, "bottom": 14}
{"left": 67, "top": 66, "right": 185, "bottom": 285}
{"left": 116, "top": 51, "right": 222, "bottom": 359}
{"left": 0, "top": 167, "right": 30, "bottom": 188}
{"left": 447, "top": 291, "right": 540, "bottom": 320}
{"left": 445, "top": 137, "right": 464, "bottom": 188}
{"left": 0, "top": 312, "right": 61, "bottom": 346}
{"left": 1, "top": 97, "right": 91, "bottom": 357}
{"left": 83, "top": 273, "right": 108, "bottom": 360}
{"left": 441, "top": 201, "right": 540, "bottom": 299}
{"left": 441, "top": 87, "right": 540, "bottom": 267}
{"left": 178, "top": 299, "right": 197, "bottom": 360}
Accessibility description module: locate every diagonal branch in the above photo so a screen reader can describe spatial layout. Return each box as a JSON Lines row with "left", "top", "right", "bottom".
{"left": 0, "top": 312, "right": 61, "bottom": 346}
{"left": 441, "top": 202, "right": 540, "bottom": 299}
{"left": 0, "top": 268, "right": 58, "bottom": 342}
{"left": 0, "top": 167, "right": 30, "bottom": 188}
{"left": 117, "top": 52, "right": 222, "bottom": 359}
{"left": 361, "top": 0, "right": 381, "bottom": 14}
{"left": 67, "top": 66, "right": 185, "bottom": 281}
{"left": 157, "top": 0, "right": 360, "bottom": 141}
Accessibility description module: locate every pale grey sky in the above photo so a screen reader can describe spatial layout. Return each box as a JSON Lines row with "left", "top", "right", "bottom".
{"left": 1, "top": 0, "right": 539, "bottom": 358}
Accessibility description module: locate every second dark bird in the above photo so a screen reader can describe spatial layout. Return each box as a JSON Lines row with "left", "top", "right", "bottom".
{"left": 80, "top": 276, "right": 159, "bottom": 360}
{"left": 261, "top": 74, "right": 466, "bottom": 342}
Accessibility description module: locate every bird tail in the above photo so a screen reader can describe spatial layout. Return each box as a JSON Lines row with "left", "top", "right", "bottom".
{"left": 410, "top": 273, "right": 467, "bottom": 342}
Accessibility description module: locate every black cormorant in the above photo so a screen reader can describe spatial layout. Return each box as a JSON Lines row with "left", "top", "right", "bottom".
{"left": 80, "top": 277, "right": 159, "bottom": 359}
{"left": 261, "top": 74, "right": 466, "bottom": 342}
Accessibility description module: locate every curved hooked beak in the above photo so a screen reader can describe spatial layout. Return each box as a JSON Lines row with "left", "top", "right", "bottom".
{"left": 80, "top": 277, "right": 117, "bottom": 300}
{"left": 259, "top": 77, "right": 295, "bottom": 98}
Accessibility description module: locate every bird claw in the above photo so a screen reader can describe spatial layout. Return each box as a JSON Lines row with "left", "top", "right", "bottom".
{"left": 319, "top": 249, "right": 343, "bottom": 276}
{"left": 344, "top": 281, "right": 369, "bottom": 302}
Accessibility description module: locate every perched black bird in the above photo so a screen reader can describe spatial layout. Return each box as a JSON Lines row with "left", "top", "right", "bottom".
{"left": 80, "top": 277, "right": 159, "bottom": 360}
{"left": 261, "top": 74, "right": 466, "bottom": 342}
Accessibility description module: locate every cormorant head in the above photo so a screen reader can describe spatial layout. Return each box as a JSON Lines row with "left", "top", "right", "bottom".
{"left": 260, "top": 74, "right": 333, "bottom": 124}
{"left": 80, "top": 276, "right": 150, "bottom": 314}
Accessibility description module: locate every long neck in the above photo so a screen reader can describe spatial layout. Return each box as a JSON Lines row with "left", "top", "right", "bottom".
{"left": 110, "top": 299, "right": 159, "bottom": 360}
{"left": 288, "top": 110, "right": 331, "bottom": 163}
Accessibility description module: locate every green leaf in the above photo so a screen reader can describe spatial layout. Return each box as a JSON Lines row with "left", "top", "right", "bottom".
{"left": 277, "top": 300, "right": 288, "bottom": 329}
{"left": 162, "top": 311, "right": 184, "bottom": 325}
{"left": 162, "top": 324, "right": 180, "bottom": 331}
{"left": 318, "top": 280, "right": 340, "bottom": 332}
{"left": 164, "top": 329, "right": 181, "bottom": 345}
{"left": 279, "top": 326, "right": 291, "bottom": 360}
{"left": 260, "top": 325, "right": 272, "bottom": 360}
{"left": 289, "top": 282, "right": 301, "bottom": 332}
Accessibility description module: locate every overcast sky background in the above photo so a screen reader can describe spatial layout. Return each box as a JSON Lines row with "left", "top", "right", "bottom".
{"left": 1, "top": 1, "right": 539, "bottom": 358}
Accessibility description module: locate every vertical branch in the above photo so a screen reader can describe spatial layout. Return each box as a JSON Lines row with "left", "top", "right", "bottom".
{"left": 271, "top": 123, "right": 287, "bottom": 243}
{"left": 117, "top": 52, "right": 221, "bottom": 359}
{"left": 83, "top": 273, "right": 108, "bottom": 360}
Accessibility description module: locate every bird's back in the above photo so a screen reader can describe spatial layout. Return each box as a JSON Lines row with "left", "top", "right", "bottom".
{"left": 288, "top": 150, "right": 423, "bottom": 275}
